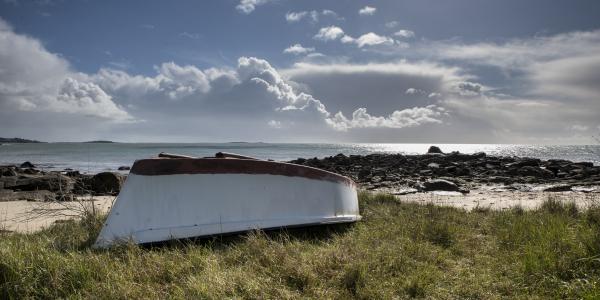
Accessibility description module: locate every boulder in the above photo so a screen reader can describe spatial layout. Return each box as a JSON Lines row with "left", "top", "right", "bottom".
{"left": 423, "top": 179, "right": 459, "bottom": 192}
{"left": 543, "top": 184, "right": 573, "bottom": 192}
{"left": 357, "top": 169, "right": 371, "bottom": 180}
{"left": 1, "top": 167, "right": 17, "bottom": 177}
{"left": 11, "top": 174, "right": 74, "bottom": 193}
{"left": 20, "top": 161, "right": 36, "bottom": 168}
{"left": 427, "top": 163, "right": 440, "bottom": 169}
{"left": 0, "top": 177, "right": 17, "bottom": 188}
{"left": 65, "top": 170, "right": 81, "bottom": 177}
{"left": 472, "top": 152, "right": 486, "bottom": 159}
{"left": 509, "top": 158, "right": 541, "bottom": 168}
{"left": 427, "top": 146, "right": 443, "bottom": 154}
{"left": 91, "top": 172, "right": 124, "bottom": 195}
{"left": 517, "top": 166, "right": 554, "bottom": 178}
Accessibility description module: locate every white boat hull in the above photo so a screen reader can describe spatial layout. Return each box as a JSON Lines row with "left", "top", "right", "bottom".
{"left": 94, "top": 159, "right": 359, "bottom": 248}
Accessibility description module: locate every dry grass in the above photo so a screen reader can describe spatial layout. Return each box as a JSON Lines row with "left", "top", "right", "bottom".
{"left": 1, "top": 192, "right": 600, "bottom": 299}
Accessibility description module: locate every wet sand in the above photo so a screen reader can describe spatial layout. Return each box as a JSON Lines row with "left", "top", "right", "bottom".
{"left": 1, "top": 191, "right": 599, "bottom": 233}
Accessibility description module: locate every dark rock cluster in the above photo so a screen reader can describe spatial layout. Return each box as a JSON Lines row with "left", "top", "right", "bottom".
{"left": 289, "top": 149, "right": 600, "bottom": 193}
{"left": 0, "top": 165, "right": 125, "bottom": 202}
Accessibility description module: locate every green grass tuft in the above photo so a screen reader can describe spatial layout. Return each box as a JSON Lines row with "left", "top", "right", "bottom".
{"left": 1, "top": 192, "right": 600, "bottom": 298}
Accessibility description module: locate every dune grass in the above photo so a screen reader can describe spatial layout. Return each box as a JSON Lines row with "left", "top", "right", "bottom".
{"left": 1, "top": 192, "right": 600, "bottom": 299}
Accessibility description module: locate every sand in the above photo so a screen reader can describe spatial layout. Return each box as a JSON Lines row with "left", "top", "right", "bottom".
{"left": 1, "top": 191, "right": 599, "bottom": 234}
{"left": 0, "top": 196, "right": 114, "bottom": 233}
{"left": 398, "top": 190, "right": 599, "bottom": 211}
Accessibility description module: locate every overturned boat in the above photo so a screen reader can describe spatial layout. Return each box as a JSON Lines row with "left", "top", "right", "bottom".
{"left": 94, "top": 152, "right": 360, "bottom": 248}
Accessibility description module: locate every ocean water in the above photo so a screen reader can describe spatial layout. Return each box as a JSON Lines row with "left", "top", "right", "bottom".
{"left": 1, "top": 143, "right": 599, "bottom": 174}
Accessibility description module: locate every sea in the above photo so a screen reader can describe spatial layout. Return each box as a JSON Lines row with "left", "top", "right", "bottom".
{"left": 1, "top": 143, "right": 599, "bottom": 174}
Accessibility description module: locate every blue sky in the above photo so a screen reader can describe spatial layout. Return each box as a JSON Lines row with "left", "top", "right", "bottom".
{"left": 1, "top": 0, "right": 599, "bottom": 143}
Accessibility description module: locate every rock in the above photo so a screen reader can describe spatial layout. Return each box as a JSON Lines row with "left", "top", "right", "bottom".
{"left": 20, "top": 161, "right": 36, "bottom": 168}
{"left": 293, "top": 158, "right": 306, "bottom": 164}
{"left": 427, "top": 146, "right": 443, "bottom": 154}
{"left": 65, "top": 171, "right": 81, "bottom": 177}
{"left": 456, "top": 168, "right": 471, "bottom": 176}
{"left": 357, "top": 169, "right": 371, "bottom": 180}
{"left": 570, "top": 162, "right": 594, "bottom": 169}
{"left": 543, "top": 184, "right": 573, "bottom": 192}
{"left": 11, "top": 174, "right": 74, "bottom": 193}
{"left": 0, "top": 190, "right": 56, "bottom": 202}
{"left": 0, "top": 177, "right": 17, "bottom": 188}
{"left": 91, "top": 172, "right": 124, "bottom": 195}
{"left": 423, "top": 179, "right": 459, "bottom": 192}
{"left": 371, "top": 176, "right": 383, "bottom": 183}
{"left": 509, "top": 158, "right": 541, "bottom": 168}
{"left": 1, "top": 167, "right": 17, "bottom": 177}
{"left": 419, "top": 169, "right": 432, "bottom": 176}
{"left": 118, "top": 166, "right": 131, "bottom": 171}
{"left": 472, "top": 152, "right": 486, "bottom": 159}
{"left": 517, "top": 166, "right": 554, "bottom": 178}
{"left": 427, "top": 163, "right": 440, "bottom": 169}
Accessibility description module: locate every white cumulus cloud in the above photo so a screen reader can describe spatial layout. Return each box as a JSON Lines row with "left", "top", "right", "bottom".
{"left": 283, "top": 44, "right": 315, "bottom": 55}
{"left": 358, "top": 6, "right": 376, "bottom": 16}
{"left": 394, "top": 29, "right": 415, "bottom": 38}
{"left": 285, "top": 11, "right": 309, "bottom": 22}
{"left": 236, "top": 0, "right": 270, "bottom": 14}
{"left": 314, "top": 26, "right": 345, "bottom": 41}
{"left": 327, "top": 106, "right": 444, "bottom": 131}
{"left": 0, "top": 17, "right": 133, "bottom": 122}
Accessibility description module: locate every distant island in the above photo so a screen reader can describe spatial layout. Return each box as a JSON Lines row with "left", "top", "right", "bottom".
{"left": 0, "top": 137, "right": 44, "bottom": 143}
{"left": 83, "top": 140, "right": 116, "bottom": 143}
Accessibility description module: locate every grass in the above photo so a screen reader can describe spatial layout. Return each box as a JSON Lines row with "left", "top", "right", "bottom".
{"left": 1, "top": 192, "right": 600, "bottom": 299}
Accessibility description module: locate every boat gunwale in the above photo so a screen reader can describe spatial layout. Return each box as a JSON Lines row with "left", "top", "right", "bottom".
{"left": 130, "top": 158, "right": 357, "bottom": 186}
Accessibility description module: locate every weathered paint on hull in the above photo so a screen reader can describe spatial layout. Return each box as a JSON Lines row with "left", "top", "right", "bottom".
{"left": 94, "top": 173, "right": 359, "bottom": 248}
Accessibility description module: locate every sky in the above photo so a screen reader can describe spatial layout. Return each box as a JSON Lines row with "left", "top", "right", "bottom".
{"left": 0, "top": 0, "right": 599, "bottom": 143}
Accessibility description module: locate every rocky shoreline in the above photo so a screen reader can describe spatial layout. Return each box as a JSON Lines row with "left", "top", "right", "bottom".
{"left": 288, "top": 146, "right": 600, "bottom": 194}
{"left": 1, "top": 147, "right": 599, "bottom": 202}
{"left": 0, "top": 162, "right": 124, "bottom": 202}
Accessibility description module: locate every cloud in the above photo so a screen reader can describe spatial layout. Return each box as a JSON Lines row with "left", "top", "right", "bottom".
{"left": 394, "top": 29, "right": 415, "bottom": 38}
{"left": 321, "top": 10, "right": 339, "bottom": 18}
{"left": 285, "top": 10, "right": 340, "bottom": 24}
{"left": 358, "top": 6, "right": 376, "bottom": 16}
{"left": 55, "top": 78, "right": 133, "bottom": 122}
{"left": 352, "top": 33, "right": 395, "bottom": 48}
{"left": 436, "top": 30, "right": 600, "bottom": 70}
{"left": 179, "top": 32, "right": 201, "bottom": 39}
{"left": 236, "top": 0, "right": 270, "bottom": 14}
{"left": 6, "top": 14, "right": 599, "bottom": 143}
{"left": 283, "top": 44, "right": 315, "bottom": 55}
{"left": 406, "top": 88, "right": 425, "bottom": 95}
{"left": 285, "top": 11, "right": 308, "bottom": 22}
{"left": 314, "top": 26, "right": 344, "bottom": 41}
{"left": 267, "top": 120, "right": 282, "bottom": 128}
{"left": 283, "top": 60, "right": 467, "bottom": 117}
{"left": 527, "top": 53, "right": 600, "bottom": 103}
{"left": 385, "top": 21, "right": 399, "bottom": 28}
{"left": 431, "top": 30, "right": 600, "bottom": 110}
{"left": 456, "top": 82, "right": 482, "bottom": 96}
{"left": 0, "top": 17, "right": 132, "bottom": 122}
{"left": 327, "top": 106, "right": 444, "bottom": 131}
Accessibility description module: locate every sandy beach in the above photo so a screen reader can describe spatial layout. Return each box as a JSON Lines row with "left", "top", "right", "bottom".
{"left": 2, "top": 190, "right": 598, "bottom": 234}
{"left": 0, "top": 196, "right": 114, "bottom": 233}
